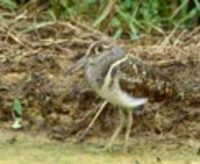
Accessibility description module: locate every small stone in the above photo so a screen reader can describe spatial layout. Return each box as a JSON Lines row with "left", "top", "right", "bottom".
{"left": 11, "top": 118, "right": 22, "bottom": 130}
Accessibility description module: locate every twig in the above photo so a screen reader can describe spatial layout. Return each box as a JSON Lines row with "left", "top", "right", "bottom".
{"left": 160, "top": 26, "right": 179, "bottom": 47}
{"left": 71, "top": 20, "right": 109, "bottom": 39}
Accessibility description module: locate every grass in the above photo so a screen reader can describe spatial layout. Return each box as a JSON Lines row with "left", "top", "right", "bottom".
{"left": 48, "top": 0, "right": 199, "bottom": 39}
{"left": 0, "top": 0, "right": 199, "bottom": 40}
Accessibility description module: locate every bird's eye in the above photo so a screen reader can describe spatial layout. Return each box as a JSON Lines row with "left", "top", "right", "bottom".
{"left": 94, "top": 46, "right": 104, "bottom": 55}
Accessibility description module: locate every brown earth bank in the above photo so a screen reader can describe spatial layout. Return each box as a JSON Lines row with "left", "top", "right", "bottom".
{"left": 0, "top": 9, "right": 199, "bottom": 152}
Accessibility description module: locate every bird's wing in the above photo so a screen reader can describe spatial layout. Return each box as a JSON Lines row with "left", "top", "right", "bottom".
{"left": 117, "top": 56, "right": 176, "bottom": 101}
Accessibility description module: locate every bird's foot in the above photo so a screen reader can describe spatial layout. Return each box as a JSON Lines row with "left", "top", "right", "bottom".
{"left": 122, "top": 144, "right": 130, "bottom": 153}
{"left": 89, "top": 143, "right": 116, "bottom": 153}
{"left": 95, "top": 142, "right": 129, "bottom": 153}
{"left": 99, "top": 143, "right": 116, "bottom": 152}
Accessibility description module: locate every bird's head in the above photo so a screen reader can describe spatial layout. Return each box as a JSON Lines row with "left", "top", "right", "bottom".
{"left": 64, "top": 39, "right": 121, "bottom": 75}
{"left": 84, "top": 41, "right": 125, "bottom": 90}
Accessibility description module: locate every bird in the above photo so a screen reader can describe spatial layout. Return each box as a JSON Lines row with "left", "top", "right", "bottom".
{"left": 84, "top": 41, "right": 177, "bottom": 152}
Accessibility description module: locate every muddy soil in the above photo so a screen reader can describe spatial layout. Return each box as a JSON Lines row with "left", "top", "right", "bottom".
{"left": 0, "top": 129, "right": 200, "bottom": 164}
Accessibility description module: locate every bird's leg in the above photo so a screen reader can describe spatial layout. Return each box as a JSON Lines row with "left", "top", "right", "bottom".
{"left": 78, "top": 101, "right": 108, "bottom": 142}
{"left": 124, "top": 109, "right": 133, "bottom": 152}
{"left": 102, "top": 109, "right": 125, "bottom": 152}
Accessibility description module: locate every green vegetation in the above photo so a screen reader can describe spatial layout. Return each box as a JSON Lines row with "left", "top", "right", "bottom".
{"left": 12, "top": 98, "right": 23, "bottom": 116}
{"left": 49, "top": 0, "right": 200, "bottom": 39}
{"left": 0, "top": 0, "right": 199, "bottom": 39}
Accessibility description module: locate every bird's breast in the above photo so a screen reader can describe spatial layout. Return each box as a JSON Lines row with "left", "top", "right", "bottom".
{"left": 97, "top": 81, "right": 148, "bottom": 109}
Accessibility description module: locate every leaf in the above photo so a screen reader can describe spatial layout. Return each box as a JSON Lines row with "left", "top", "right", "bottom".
{"left": 0, "top": 0, "right": 17, "bottom": 10}
{"left": 129, "top": 23, "right": 138, "bottom": 40}
{"left": 12, "top": 98, "right": 23, "bottom": 116}
{"left": 194, "top": 0, "right": 200, "bottom": 10}
{"left": 111, "top": 17, "right": 121, "bottom": 27}
{"left": 113, "top": 28, "right": 123, "bottom": 39}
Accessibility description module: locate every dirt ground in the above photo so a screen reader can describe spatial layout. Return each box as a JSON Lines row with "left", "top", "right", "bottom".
{"left": 0, "top": 9, "right": 200, "bottom": 164}
{"left": 0, "top": 129, "right": 200, "bottom": 164}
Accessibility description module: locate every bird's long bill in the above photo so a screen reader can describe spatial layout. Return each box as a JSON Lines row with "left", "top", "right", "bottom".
{"left": 64, "top": 57, "right": 87, "bottom": 75}
{"left": 64, "top": 39, "right": 113, "bottom": 75}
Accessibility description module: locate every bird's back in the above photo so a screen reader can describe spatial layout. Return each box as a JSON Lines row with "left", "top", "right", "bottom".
{"left": 84, "top": 45, "right": 177, "bottom": 109}
{"left": 117, "top": 55, "right": 177, "bottom": 102}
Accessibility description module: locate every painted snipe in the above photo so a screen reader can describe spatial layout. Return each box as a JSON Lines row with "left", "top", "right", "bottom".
{"left": 84, "top": 41, "right": 176, "bottom": 152}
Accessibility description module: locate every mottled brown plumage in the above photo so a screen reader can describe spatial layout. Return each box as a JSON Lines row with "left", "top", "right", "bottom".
{"left": 84, "top": 42, "right": 177, "bottom": 152}
{"left": 117, "top": 56, "right": 176, "bottom": 102}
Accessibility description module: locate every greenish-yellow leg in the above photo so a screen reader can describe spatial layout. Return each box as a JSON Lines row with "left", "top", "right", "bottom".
{"left": 124, "top": 109, "right": 133, "bottom": 152}
{"left": 102, "top": 109, "right": 125, "bottom": 151}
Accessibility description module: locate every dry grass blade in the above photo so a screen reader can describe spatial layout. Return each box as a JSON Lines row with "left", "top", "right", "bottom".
{"left": 22, "top": 21, "right": 57, "bottom": 33}
{"left": 92, "top": 0, "right": 116, "bottom": 27}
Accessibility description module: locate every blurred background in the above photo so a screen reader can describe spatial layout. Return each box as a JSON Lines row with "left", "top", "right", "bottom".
{"left": 1, "top": 0, "right": 199, "bottom": 40}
